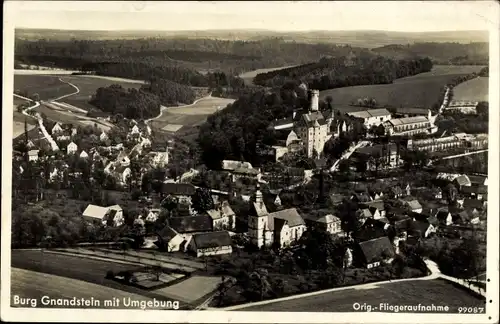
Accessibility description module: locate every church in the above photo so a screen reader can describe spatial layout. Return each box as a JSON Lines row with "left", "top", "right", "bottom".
{"left": 247, "top": 185, "right": 307, "bottom": 249}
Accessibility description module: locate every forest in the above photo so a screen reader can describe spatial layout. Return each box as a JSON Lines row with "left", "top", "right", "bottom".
{"left": 253, "top": 56, "right": 433, "bottom": 89}
{"left": 371, "top": 42, "right": 489, "bottom": 65}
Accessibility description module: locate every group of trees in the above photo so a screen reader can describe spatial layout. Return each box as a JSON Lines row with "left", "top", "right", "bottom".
{"left": 253, "top": 56, "right": 433, "bottom": 89}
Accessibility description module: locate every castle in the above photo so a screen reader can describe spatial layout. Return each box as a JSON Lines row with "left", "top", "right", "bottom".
{"left": 268, "top": 89, "right": 338, "bottom": 159}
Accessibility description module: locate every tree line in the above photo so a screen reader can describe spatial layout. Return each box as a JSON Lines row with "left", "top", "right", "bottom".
{"left": 253, "top": 56, "right": 433, "bottom": 89}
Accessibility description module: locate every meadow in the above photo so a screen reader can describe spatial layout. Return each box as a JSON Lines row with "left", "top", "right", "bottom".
{"left": 239, "top": 279, "right": 485, "bottom": 312}
{"left": 14, "top": 75, "right": 75, "bottom": 101}
{"left": 319, "top": 65, "right": 486, "bottom": 111}
{"left": 452, "top": 77, "right": 489, "bottom": 102}
{"left": 149, "top": 96, "right": 235, "bottom": 133}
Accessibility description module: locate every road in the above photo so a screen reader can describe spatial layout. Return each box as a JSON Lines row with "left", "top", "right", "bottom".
{"left": 216, "top": 260, "right": 484, "bottom": 312}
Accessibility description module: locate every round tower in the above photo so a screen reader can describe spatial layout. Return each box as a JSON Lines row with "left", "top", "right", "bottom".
{"left": 310, "top": 90, "right": 320, "bottom": 112}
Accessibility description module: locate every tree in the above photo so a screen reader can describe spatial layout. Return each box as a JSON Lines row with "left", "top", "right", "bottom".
{"left": 191, "top": 187, "right": 215, "bottom": 213}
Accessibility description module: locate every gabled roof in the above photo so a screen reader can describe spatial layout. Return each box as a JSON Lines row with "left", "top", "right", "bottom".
{"left": 357, "top": 237, "right": 395, "bottom": 264}
{"left": 162, "top": 183, "right": 196, "bottom": 196}
{"left": 303, "top": 213, "right": 340, "bottom": 224}
{"left": 357, "top": 208, "right": 373, "bottom": 218}
{"left": 207, "top": 209, "right": 223, "bottom": 220}
{"left": 387, "top": 116, "right": 429, "bottom": 126}
{"left": 461, "top": 185, "right": 487, "bottom": 195}
{"left": 221, "top": 201, "right": 235, "bottom": 217}
{"left": 454, "top": 175, "right": 471, "bottom": 187}
{"left": 82, "top": 204, "right": 109, "bottom": 220}
{"left": 329, "top": 193, "right": 345, "bottom": 205}
{"left": 468, "top": 175, "right": 487, "bottom": 186}
{"left": 347, "top": 108, "right": 391, "bottom": 119}
{"left": 268, "top": 208, "right": 304, "bottom": 230}
{"left": 168, "top": 215, "right": 213, "bottom": 233}
{"left": 408, "top": 220, "right": 432, "bottom": 237}
{"left": 193, "top": 231, "right": 232, "bottom": 249}
{"left": 299, "top": 111, "right": 327, "bottom": 127}
{"left": 435, "top": 210, "right": 451, "bottom": 221}
{"left": 463, "top": 198, "right": 484, "bottom": 210}
{"left": 362, "top": 200, "right": 385, "bottom": 211}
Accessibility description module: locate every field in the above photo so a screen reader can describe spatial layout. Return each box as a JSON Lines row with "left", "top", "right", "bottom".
{"left": 319, "top": 65, "right": 486, "bottom": 111}
{"left": 149, "top": 96, "right": 236, "bottom": 133}
{"left": 239, "top": 279, "right": 485, "bottom": 312}
{"left": 14, "top": 75, "right": 75, "bottom": 101}
{"left": 11, "top": 268, "right": 156, "bottom": 309}
{"left": 57, "top": 75, "right": 144, "bottom": 110}
{"left": 239, "top": 66, "right": 297, "bottom": 86}
{"left": 154, "top": 275, "right": 223, "bottom": 303}
{"left": 452, "top": 77, "right": 489, "bottom": 102}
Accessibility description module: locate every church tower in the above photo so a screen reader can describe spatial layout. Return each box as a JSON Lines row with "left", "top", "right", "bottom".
{"left": 248, "top": 184, "right": 269, "bottom": 248}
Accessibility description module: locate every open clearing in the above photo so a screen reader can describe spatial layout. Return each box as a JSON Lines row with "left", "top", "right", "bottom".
{"left": 14, "top": 75, "right": 75, "bottom": 101}
{"left": 239, "top": 65, "right": 298, "bottom": 85}
{"left": 11, "top": 268, "right": 156, "bottom": 309}
{"left": 239, "top": 279, "right": 484, "bottom": 312}
{"left": 452, "top": 77, "right": 489, "bottom": 102}
{"left": 319, "top": 65, "right": 486, "bottom": 111}
{"left": 57, "top": 75, "right": 144, "bottom": 110}
{"left": 149, "top": 96, "right": 235, "bottom": 133}
{"left": 11, "top": 250, "right": 187, "bottom": 307}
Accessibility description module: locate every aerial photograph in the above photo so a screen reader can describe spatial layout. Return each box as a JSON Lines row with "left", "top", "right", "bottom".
{"left": 5, "top": 0, "right": 494, "bottom": 319}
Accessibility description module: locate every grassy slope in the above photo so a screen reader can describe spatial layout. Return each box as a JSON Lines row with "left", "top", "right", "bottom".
{"left": 319, "top": 65, "right": 486, "bottom": 111}
{"left": 452, "top": 77, "right": 489, "bottom": 102}
{"left": 11, "top": 268, "right": 154, "bottom": 309}
{"left": 240, "top": 279, "right": 485, "bottom": 312}
{"left": 14, "top": 75, "right": 75, "bottom": 101}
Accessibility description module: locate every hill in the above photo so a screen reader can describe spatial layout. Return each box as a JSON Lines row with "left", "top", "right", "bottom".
{"left": 16, "top": 28, "right": 489, "bottom": 46}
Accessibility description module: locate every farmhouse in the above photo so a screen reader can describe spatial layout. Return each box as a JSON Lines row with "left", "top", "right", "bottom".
{"left": 206, "top": 201, "right": 236, "bottom": 231}
{"left": 355, "top": 236, "right": 395, "bottom": 269}
{"left": 346, "top": 108, "right": 392, "bottom": 128}
{"left": 189, "top": 231, "right": 233, "bottom": 257}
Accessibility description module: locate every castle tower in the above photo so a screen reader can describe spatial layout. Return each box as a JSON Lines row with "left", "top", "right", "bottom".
{"left": 310, "top": 90, "right": 319, "bottom": 112}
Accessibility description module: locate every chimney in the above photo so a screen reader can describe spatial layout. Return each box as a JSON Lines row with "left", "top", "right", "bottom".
{"left": 310, "top": 90, "right": 319, "bottom": 112}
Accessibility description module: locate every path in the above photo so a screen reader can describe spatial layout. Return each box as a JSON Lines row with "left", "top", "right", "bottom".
{"left": 52, "top": 77, "right": 80, "bottom": 101}
{"left": 329, "top": 140, "right": 370, "bottom": 172}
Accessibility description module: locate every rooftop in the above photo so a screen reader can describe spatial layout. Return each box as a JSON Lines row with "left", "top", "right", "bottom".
{"left": 168, "top": 215, "right": 213, "bottom": 233}
{"left": 387, "top": 116, "right": 429, "bottom": 126}
{"left": 347, "top": 108, "right": 391, "bottom": 119}
{"left": 193, "top": 231, "right": 232, "bottom": 249}
{"left": 358, "top": 236, "right": 395, "bottom": 264}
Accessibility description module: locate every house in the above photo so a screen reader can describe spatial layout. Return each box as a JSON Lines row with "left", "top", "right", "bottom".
{"left": 408, "top": 220, "right": 436, "bottom": 238}
{"left": 435, "top": 209, "right": 453, "bottom": 226}
{"left": 356, "top": 208, "right": 373, "bottom": 223}
{"left": 207, "top": 201, "right": 236, "bottom": 231}
{"left": 67, "top": 142, "right": 78, "bottom": 154}
{"left": 432, "top": 187, "right": 443, "bottom": 199}
{"left": 361, "top": 200, "right": 386, "bottom": 219}
{"left": 189, "top": 231, "right": 233, "bottom": 257}
{"left": 100, "top": 132, "right": 108, "bottom": 142}
{"left": 303, "top": 213, "right": 342, "bottom": 235}
{"left": 248, "top": 187, "right": 306, "bottom": 248}
{"left": 131, "top": 125, "right": 140, "bottom": 134}
{"left": 355, "top": 237, "right": 395, "bottom": 269}
{"left": 351, "top": 144, "right": 400, "bottom": 171}
{"left": 151, "top": 150, "right": 169, "bottom": 167}
{"left": 389, "top": 185, "right": 403, "bottom": 198}
{"left": 329, "top": 193, "right": 345, "bottom": 206}
{"left": 461, "top": 185, "right": 487, "bottom": 200}
{"left": 390, "top": 215, "right": 413, "bottom": 236}
{"left": 399, "top": 197, "right": 423, "bottom": 214}
{"left": 157, "top": 225, "right": 185, "bottom": 252}
{"left": 346, "top": 109, "right": 392, "bottom": 128}
{"left": 82, "top": 204, "right": 124, "bottom": 227}
{"left": 51, "top": 123, "right": 63, "bottom": 134}
{"left": 468, "top": 175, "right": 488, "bottom": 186}
{"left": 222, "top": 160, "right": 253, "bottom": 171}
{"left": 169, "top": 215, "right": 213, "bottom": 235}
{"left": 114, "top": 165, "right": 131, "bottom": 185}
{"left": 145, "top": 208, "right": 161, "bottom": 223}
{"left": 354, "top": 222, "right": 388, "bottom": 242}
{"left": 28, "top": 150, "right": 39, "bottom": 161}
{"left": 351, "top": 192, "right": 373, "bottom": 203}
{"left": 463, "top": 198, "right": 485, "bottom": 212}
{"left": 453, "top": 175, "right": 472, "bottom": 190}
{"left": 80, "top": 150, "right": 89, "bottom": 159}
{"left": 26, "top": 140, "right": 35, "bottom": 149}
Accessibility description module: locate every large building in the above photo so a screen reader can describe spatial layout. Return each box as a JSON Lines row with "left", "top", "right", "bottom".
{"left": 267, "top": 90, "right": 337, "bottom": 159}
{"left": 383, "top": 111, "right": 438, "bottom": 136}
{"left": 444, "top": 100, "right": 479, "bottom": 114}
{"left": 408, "top": 133, "right": 489, "bottom": 152}
{"left": 346, "top": 109, "right": 392, "bottom": 128}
